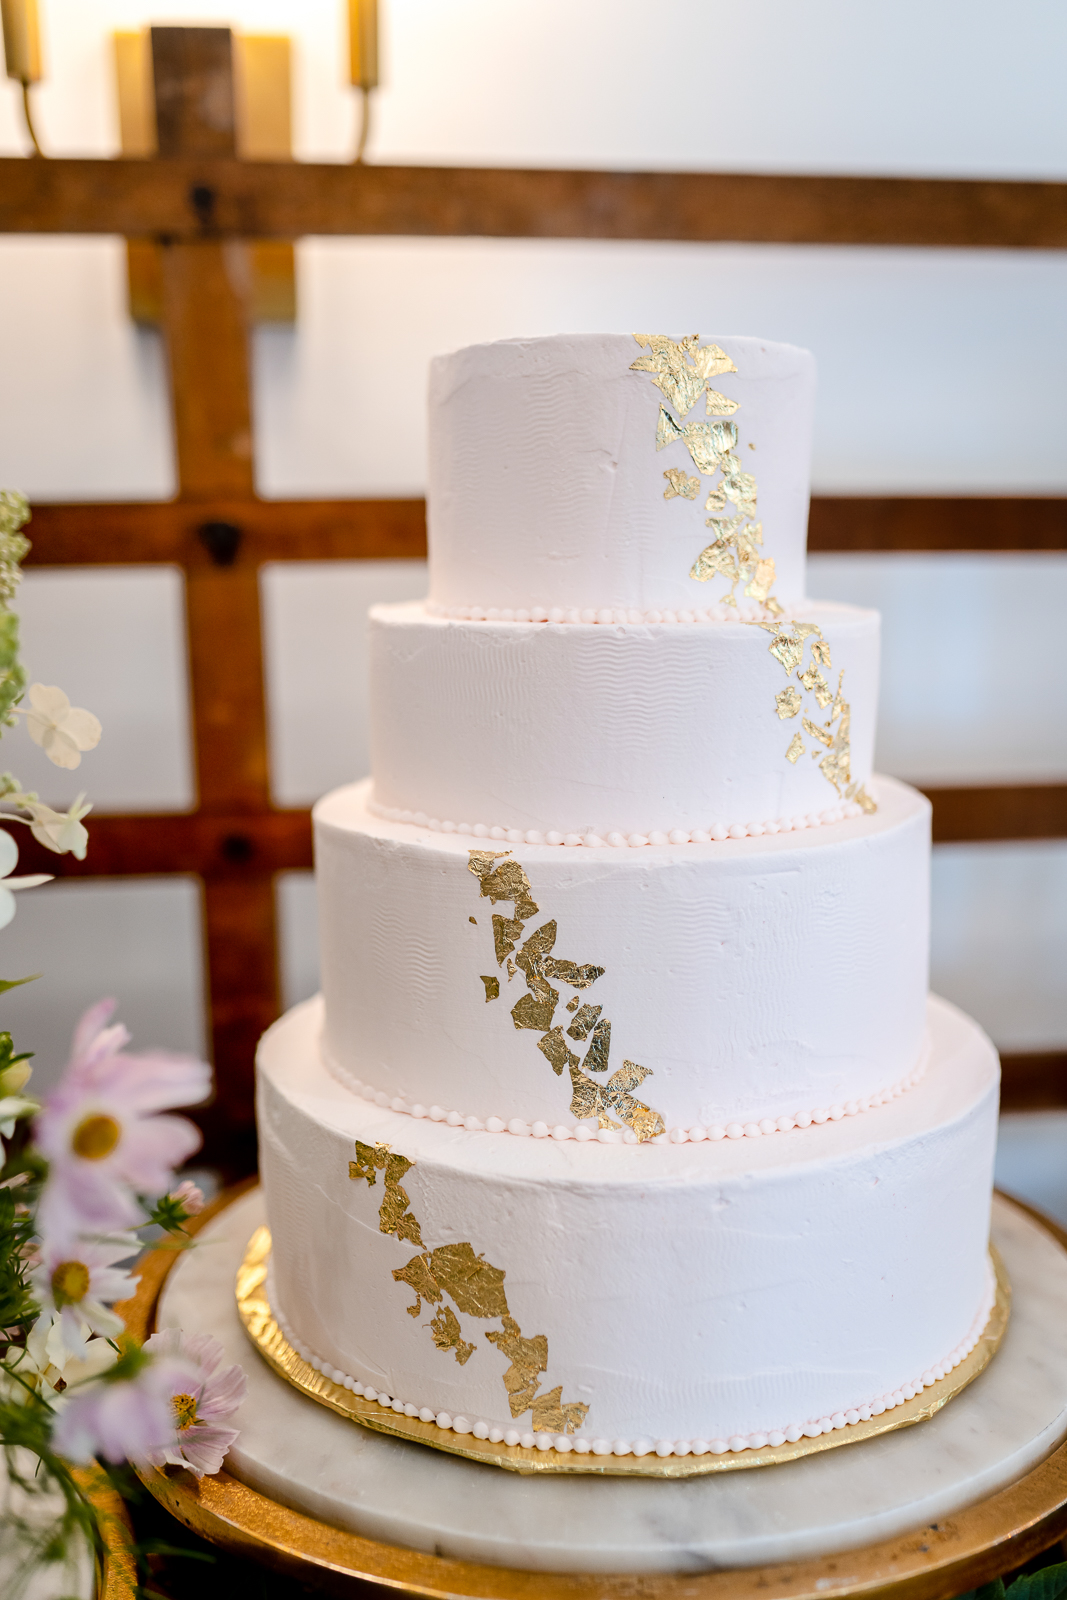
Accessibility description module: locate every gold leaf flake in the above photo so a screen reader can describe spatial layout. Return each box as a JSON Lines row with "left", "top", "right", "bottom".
{"left": 512, "top": 993, "right": 558, "bottom": 1031}
{"left": 379, "top": 1152, "right": 423, "bottom": 1246}
{"left": 765, "top": 596, "right": 784, "bottom": 617}
{"left": 531, "top": 1385, "right": 590, "bottom": 1435}
{"left": 756, "top": 619, "right": 783, "bottom": 635}
{"left": 769, "top": 632, "right": 805, "bottom": 673}
{"left": 485, "top": 1315, "right": 548, "bottom": 1417}
{"left": 803, "top": 716, "right": 834, "bottom": 749}
{"left": 565, "top": 995, "right": 581, "bottom": 1013}
{"left": 820, "top": 747, "right": 851, "bottom": 793}
{"left": 690, "top": 539, "right": 739, "bottom": 584}
{"left": 428, "top": 1242, "right": 509, "bottom": 1320}
{"left": 538, "top": 1026, "right": 579, "bottom": 1076}
{"left": 468, "top": 849, "right": 509, "bottom": 882}
{"left": 722, "top": 468, "right": 757, "bottom": 516}
{"left": 792, "top": 623, "right": 822, "bottom": 641}
{"left": 704, "top": 485, "right": 727, "bottom": 514}
{"left": 569, "top": 1059, "right": 664, "bottom": 1142}
{"left": 776, "top": 686, "right": 802, "bottom": 719}
{"left": 786, "top": 731, "right": 805, "bottom": 763}
{"left": 798, "top": 662, "right": 832, "bottom": 706}
{"left": 567, "top": 1064, "right": 603, "bottom": 1122}
{"left": 663, "top": 466, "right": 700, "bottom": 500}
{"left": 492, "top": 913, "right": 524, "bottom": 965}
{"left": 469, "top": 916, "right": 477, "bottom": 925}
{"left": 705, "top": 388, "right": 740, "bottom": 415}
{"left": 689, "top": 341, "right": 737, "bottom": 380}
{"left": 506, "top": 958, "right": 517, "bottom": 981}
{"left": 430, "top": 1304, "right": 476, "bottom": 1365}
{"left": 850, "top": 784, "right": 877, "bottom": 814}
{"left": 656, "top": 405, "right": 685, "bottom": 452}
{"left": 541, "top": 958, "right": 605, "bottom": 989}
{"left": 349, "top": 1139, "right": 387, "bottom": 1186}
{"left": 392, "top": 1253, "right": 442, "bottom": 1318}
{"left": 744, "top": 557, "right": 776, "bottom": 602}
{"left": 484, "top": 860, "right": 539, "bottom": 921}
{"left": 480, "top": 975, "right": 500, "bottom": 1002}
{"left": 811, "top": 638, "right": 832, "bottom": 667}
{"left": 583, "top": 1018, "right": 612, "bottom": 1074}
{"left": 566, "top": 1003, "right": 602, "bottom": 1041}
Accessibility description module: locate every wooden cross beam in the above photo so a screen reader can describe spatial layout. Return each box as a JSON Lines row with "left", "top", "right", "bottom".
{"left": 3, "top": 28, "right": 1065, "bottom": 1164}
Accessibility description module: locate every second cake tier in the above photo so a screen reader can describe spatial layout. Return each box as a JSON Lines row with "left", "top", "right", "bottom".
{"left": 315, "top": 775, "right": 930, "bottom": 1138}
{"left": 369, "top": 601, "right": 879, "bottom": 838}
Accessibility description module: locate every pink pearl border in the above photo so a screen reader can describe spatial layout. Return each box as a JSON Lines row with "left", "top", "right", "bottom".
{"left": 367, "top": 794, "right": 866, "bottom": 849}
{"left": 320, "top": 1033, "right": 930, "bottom": 1147}
{"left": 270, "top": 1263, "right": 994, "bottom": 1461}
{"left": 424, "top": 601, "right": 791, "bottom": 626}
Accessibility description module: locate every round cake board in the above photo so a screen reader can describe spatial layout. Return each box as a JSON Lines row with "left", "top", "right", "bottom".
{"left": 154, "top": 1188, "right": 1067, "bottom": 1580}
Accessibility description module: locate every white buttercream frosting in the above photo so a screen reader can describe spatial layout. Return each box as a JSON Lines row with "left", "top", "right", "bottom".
{"left": 258, "top": 993, "right": 999, "bottom": 1448}
{"left": 368, "top": 602, "right": 878, "bottom": 839}
{"left": 427, "top": 334, "right": 815, "bottom": 614}
{"left": 314, "top": 776, "right": 931, "bottom": 1133}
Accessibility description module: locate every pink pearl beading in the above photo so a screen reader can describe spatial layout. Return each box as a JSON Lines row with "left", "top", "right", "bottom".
{"left": 270, "top": 1264, "right": 994, "bottom": 1462}
{"left": 367, "top": 795, "right": 866, "bottom": 849}
{"left": 320, "top": 1035, "right": 930, "bottom": 1147}
{"left": 424, "top": 601, "right": 793, "bottom": 627}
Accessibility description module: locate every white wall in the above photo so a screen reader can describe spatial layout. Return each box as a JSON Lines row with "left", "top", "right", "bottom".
{"left": 0, "top": 0, "right": 1063, "bottom": 1090}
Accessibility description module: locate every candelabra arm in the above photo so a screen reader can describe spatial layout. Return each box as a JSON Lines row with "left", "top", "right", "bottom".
{"left": 354, "top": 83, "right": 372, "bottom": 164}
{"left": 20, "top": 79, "right": 42, "bottom": 156}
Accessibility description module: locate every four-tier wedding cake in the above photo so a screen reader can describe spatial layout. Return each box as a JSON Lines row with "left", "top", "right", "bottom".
{"left": 256, "top": 333, "right": 999, "bottom": 1460}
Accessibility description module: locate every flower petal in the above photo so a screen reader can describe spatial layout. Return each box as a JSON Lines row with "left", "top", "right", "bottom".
{"left": 28, "top": 683, "right": 71, "bottom": 719}
{"left": 41, "top": 727, "right": 84, "bottom": 770}
{"left": 62, "top": 707, "right": 103, "bottom": 751}
{"left": 0, "top": 828, "right": 18, "bottom": 878}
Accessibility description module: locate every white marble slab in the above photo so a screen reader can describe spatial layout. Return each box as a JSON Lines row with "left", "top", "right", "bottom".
{"left": 158, "top": 1190, "right": 1067, "bottom": 1576}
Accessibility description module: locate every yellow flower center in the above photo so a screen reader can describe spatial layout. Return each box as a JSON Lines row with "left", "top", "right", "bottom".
{"left": 172, "top": 1393, "right": 199, "bottom": 1431}
{"left": 51, "top": 1260, "right": 90, "bottom": 1308}
{"left": 71, "top": 1113, "right": 121, "bottom": 1161}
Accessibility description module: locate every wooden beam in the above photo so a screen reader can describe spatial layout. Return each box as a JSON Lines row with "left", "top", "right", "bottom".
{"left": 18, "top": 495, "right": 1067, "bottom": 567}
{"left": 11, "top": 811, "right": 312, "bottom": 878}
{"left": 999, "top": 1052, "right": 1067, "bottom": 1112}
{"left": 4, "top": 159, "right": 1067, "bottom": 249}
{"left": 921, "top": 784, "right": 1067, "bottom": 843}
{"left": 22, "top": 498, "right": 428, "bottom": 565}
{"left": 807, "top": 497, "right": 1067, "bottom": 554}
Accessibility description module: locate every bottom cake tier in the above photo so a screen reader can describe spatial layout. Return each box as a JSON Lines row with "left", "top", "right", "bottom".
{"left": 257, "top": 992, "right": 998, "bottom": 1456}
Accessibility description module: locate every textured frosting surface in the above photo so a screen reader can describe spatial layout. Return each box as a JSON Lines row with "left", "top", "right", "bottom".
{"left": 427, "top": 334, "right": 815, "bottom": 614}
{"left": 369, "top": 601, "right": 878, "bottom": 836}
{"left": 314, "top": 776, "right": 930, "bottom": 1131}
{"left": 259, "top": 992, "right": 998, "bottom": 1445}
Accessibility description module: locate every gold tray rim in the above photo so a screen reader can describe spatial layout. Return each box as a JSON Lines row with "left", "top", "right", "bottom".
{"left": 118, "top": 1185, "right": 1067, "bottom": 1600}
{"left": 235, "top": 1224, "right": 1011, "bottom": 1477}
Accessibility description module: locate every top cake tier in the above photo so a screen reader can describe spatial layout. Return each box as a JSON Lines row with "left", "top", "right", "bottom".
{"left": 427, "top": 332, "right": 816, "bottom": 617}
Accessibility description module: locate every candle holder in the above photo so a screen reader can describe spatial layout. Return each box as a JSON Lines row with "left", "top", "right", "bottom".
{"left": 1, "top": 0, "right": 43, "bottom": 156}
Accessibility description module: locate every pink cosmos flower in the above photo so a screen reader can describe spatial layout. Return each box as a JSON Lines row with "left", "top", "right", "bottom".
{"left": 142, "top": 1329, "right": 246, "bottom": 1477}
{"left": 35, "top": 1000, "right": 211, "bottom": 1236}
{"left": 28, "top": 1234, "right": 138, "bottom": 1360}
{"left": 52, "top": 1349, "right": 194, "bottom": 1466}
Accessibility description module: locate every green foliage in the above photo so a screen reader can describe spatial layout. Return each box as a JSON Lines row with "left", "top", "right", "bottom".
{"left": 0, "top": 975, "right": 39, "bottom": 997}
{"left": 959, "top": 1564, "right": 1067, "bottom": 1600}
{"left": 0, "top": 608, "right": 27, "bottom": 726}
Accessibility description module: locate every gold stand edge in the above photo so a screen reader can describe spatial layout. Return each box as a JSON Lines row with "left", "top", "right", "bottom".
{"left": 117, "top": 1185, "right": 1067, "bottom": 1600}
{"left": 234, "top": 1225, "right": 1010, "bottom": 1478}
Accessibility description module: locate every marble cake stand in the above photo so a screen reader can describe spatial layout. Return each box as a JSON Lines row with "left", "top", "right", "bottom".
{"left": 120, "top": 1185, "right": 1067, "bottom": 1598}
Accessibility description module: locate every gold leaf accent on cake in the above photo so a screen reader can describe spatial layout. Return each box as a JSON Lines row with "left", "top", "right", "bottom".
{"left": 583, "top": 1018, "right": 612, "bottom": 1075}
{"left": 362, "top": 1148, "right": 587, "bottom": 1424}
{"left": 485, "top": 1315, "right": 550, "bottom": 1417}
{"left": 350, "top": 1142, "right": 424, "bottom": 1247}
{"left": 776, "top": 687, "right": 802, "bottom": 719}
{"left": 803, "top": 715, "right": 834, "bottom": 749}
{"left": 663, "top": 466, "right": 700, "bottom": 500}
{"left": 799, "top": 661, "right": 831, "bottom": 701}
{"left": 480, "top": 976, "right": 500, "bottom": 1002}
{"left": 566, "top": 1003, "right": 602, "bottom": 1040}
{"left": 704, "top": 484, "right": 727, "bottom": 514}
{"left": 565, "top": 995, "right": 581, "bottom": 1013}
{"left": 468, "top": 853, "right": 664, "bottom": 1135}
{"left": 567, "top": 1059, "right": 665, "bottom": 1143}
{"left": 468, "top": 850, "right": 539, "bottom": 921}
{"left": 493, "top": 913, "right": 524, "bottom": 965}
{"left": 769, "top": 631, "right": 805, "bottom": 673}
{"left": 538, "top": 1026, "right": 579, "bottom": 1076}
{"left": 690, "top": 539, "right": 739, "bottom": 585}
{"left": 540, "top": 958, "right": 605, "bottom": 989}
{"left": 531, "top": 1385, "right": 590, "bottom": 1434}
{"left": 469, "top": 916, "right": 477, "bottom": 924}
{"left": 506, "top": 958, "right": 517, "bottom": 981}
{"left": 851, "top": 784, "right": 877, "bottom": 814}
{"left": 744, "top": 557, "right": 776, "bottom": 602}
{"left": 430, "top": 1305, "right": 476, "bottom": 1365}
{"left": 786, "top": 731, "right": 805, "bottom": 763}
{"left": 705, "top": 388, "right": 740, "bottom": 416}
{"left": 811, "top": 637, "right": 832, "bottom": 667}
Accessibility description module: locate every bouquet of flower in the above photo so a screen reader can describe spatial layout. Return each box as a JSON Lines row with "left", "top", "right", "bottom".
{"left": 0, "top": 492, "right": 245, "bottom": 1596}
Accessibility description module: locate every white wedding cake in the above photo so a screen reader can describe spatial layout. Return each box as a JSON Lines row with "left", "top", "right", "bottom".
{"left": 256, "top": 333, "right": 999, "bottom": 1459}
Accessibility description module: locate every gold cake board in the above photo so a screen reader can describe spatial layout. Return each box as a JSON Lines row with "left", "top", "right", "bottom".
{"left": 115, "top": 1186, "right": 1067, "bottom": 1600}
{"left": 235, "top": 1223, "right": 1010, "bottom": 1478}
